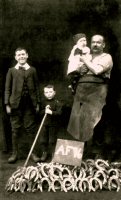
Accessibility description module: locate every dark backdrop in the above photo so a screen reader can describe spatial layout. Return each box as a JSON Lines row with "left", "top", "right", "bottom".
{"left": 1, "top": 0, "right": 121, "bottom": 113}
{"left": 1, "top": 0, "right": 121, "bottom": 153}
{"left": 1, "top": 0, "right": 121, "bottom": 81}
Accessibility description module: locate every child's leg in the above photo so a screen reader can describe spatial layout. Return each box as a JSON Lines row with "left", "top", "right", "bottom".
{"left": 68, "top": 72, "right": 80, "bottom": 94}
{"left": 38, "top": 125, "right": 49, "bottom": 161}
{"left": 48, "top": 126, "right": 57, "bottom": 158}
{"left": 39, "top": 126, "right": 48, "bottom": 151}
{"left": 24, "top": 106, "right": 37, "bottom": 149}
{"left": 23, "top": 103, "right": 41, "bottom": 162}
{"left": 8, "top": 109, "right": 22, "bottom": 163}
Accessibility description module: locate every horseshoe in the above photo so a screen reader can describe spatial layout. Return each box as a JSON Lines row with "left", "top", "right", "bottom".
{"left": 95, "top": 170, "right": 107, "bottom": 185}
{"left": 90, "top": 177, "right": 102, "bottom": 192}
{"left": 108, "top": 175, "right": 120, "bottom": 192}
{"left": 78, "top": 178, "right": 91, "bottom": 192}
{"left": 62, "top": 177, "right": 75, "bottom": 192}
{"left": 95, "top": 159, "right": 109, "bottom": 171}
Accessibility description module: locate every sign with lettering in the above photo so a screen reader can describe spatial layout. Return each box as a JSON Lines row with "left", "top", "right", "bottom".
{"left": 52, "top": 139, "right": 84, "bottom": 166}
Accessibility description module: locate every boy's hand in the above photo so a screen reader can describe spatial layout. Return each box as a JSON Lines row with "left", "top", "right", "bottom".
{"left": 6, "top": 105, "right": 11, "bottom": 114}
{"left": 45, "top": 105, "right": 52, "bottom": 115}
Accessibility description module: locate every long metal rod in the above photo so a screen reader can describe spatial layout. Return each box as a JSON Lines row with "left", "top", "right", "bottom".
{"left": 24, "top": 113, "right": 47, "bottom": 167}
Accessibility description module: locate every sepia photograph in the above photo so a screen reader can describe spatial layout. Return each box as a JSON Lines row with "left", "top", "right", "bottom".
{"left": 1, "top": 0, "right": 121, "bottom": 199}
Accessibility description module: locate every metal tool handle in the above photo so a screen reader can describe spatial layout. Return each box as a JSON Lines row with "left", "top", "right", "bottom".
{"left": 24, "top": 113, "right": 47, "bottom": 167}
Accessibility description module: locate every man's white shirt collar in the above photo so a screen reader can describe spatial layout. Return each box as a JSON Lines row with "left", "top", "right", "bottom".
{"left": 15, "top": 63, "right": 30, "bottom": 70}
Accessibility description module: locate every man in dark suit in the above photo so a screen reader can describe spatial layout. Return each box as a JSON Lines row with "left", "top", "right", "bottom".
{"left": 4, "top": 47, "right": 41, "bottom": 163}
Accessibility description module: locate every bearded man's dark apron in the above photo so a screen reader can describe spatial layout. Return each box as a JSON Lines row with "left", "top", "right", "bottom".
{"left": 67, "top": 75, "right": 108, "bottom": 142}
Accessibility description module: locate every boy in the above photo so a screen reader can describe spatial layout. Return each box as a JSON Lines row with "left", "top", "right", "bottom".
{"left": 39, "top": 85, "right": 62, "bottom": 162}
{"left": 4, "top": 47, "right": 41, "bottom": 163}
{"left": 67, "top": 33, "right": 91, "bottom": 94}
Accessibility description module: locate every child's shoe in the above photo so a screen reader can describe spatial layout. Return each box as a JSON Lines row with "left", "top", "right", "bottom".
{"left": 40, "top": 152, "right": 48, "bottom": 162}
{"left": 8, "top": 151, "right": 18, "bottom": 163}
{"left": 31, "top": 153, "right": 41, "bottom": 163}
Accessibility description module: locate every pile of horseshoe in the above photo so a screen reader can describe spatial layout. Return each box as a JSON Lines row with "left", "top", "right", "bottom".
{"left": 5, "top": 159, "right": 121, "bottom": 193}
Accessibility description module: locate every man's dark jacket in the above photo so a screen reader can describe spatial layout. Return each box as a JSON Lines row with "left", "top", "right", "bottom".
{"left": 4, "top": 66, "right": 40, "bottom": 109}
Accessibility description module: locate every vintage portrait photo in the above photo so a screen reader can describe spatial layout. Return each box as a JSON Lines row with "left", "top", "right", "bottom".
{"left": 1, "top": 0, "right": 121, "bottom": 199}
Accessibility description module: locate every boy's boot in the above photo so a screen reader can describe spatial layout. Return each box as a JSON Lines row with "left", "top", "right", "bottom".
{"left": 8, "top": 133, "right": 18, "bottom": 163}
{"left": 31, "top": 153, "right": 41, "bottom": 163}
{"left": 40, "top": 143, "right": 48, "bottom": 162}
{"left": 40, "top": 151, "right": 48, "bottom": 162}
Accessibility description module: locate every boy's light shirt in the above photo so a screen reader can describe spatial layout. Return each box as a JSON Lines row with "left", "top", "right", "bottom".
{"left": 15, "top": 63, "right": 30, "bottom": 70}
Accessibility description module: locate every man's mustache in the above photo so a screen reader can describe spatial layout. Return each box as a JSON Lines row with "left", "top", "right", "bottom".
{"left": 92, "top": 46, "right": 98, "bottom": 49}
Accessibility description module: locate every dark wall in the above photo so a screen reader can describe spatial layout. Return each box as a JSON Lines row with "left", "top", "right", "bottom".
{"left": 1, "top": 0, "right": 121, "bottom": 80}
{"left": 1, "top": 0, "right": 121, "bottom": 108}
{"left": 1, "top": 0, "right": 121, "bottom": 152}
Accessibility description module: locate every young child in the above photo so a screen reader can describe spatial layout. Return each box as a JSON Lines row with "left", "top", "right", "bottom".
{"left": 67, "top": 33, "right": 91, "bottom": 94}
{"left": 39, "top": 85, "right": 62, "bottom": 162}
{"left": 4, "top": 47, "right": 41, "bottom": 163}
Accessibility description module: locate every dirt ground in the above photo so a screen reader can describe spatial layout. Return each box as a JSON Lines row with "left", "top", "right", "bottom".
{"left": 1, "top": 81, "right": 121, "bottom": 200}
{"left": 1, "top": 152, "right": 121, "bottom": 200}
